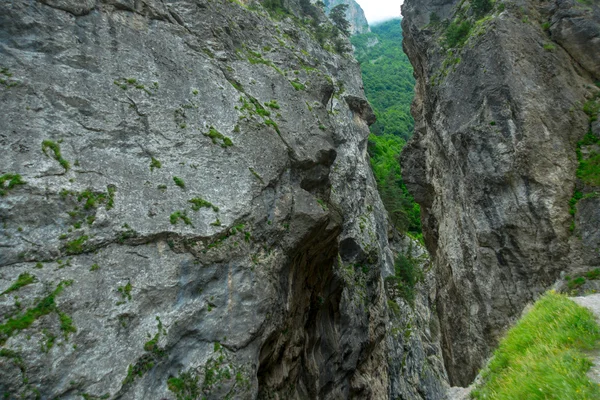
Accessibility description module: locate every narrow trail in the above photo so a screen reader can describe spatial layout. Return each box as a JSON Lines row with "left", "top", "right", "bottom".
{"left": 570, "top": 294, "right": 600, "bottom": 386}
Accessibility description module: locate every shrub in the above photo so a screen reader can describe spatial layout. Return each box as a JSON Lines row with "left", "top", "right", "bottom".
{"left": 445, "top": 20, "right": 472, "bottom": 48}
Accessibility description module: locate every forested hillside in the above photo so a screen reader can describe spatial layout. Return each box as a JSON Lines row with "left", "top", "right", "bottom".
{"left": 352, "top": 20, "right": 421, "bottom": 236}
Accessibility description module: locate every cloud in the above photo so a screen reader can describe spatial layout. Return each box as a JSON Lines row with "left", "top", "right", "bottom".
{"left": 354, "top": 0, "right": 403, "bottom": 24}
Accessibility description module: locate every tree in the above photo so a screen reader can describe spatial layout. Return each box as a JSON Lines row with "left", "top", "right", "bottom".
{"left": 329, "top": 4, "right": 350, "bottom": 36}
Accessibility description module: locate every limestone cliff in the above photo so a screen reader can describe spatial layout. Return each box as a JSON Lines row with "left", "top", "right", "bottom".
{"left": 0, "top": 0, "right": 449, "bottom": 399}
{"left": 323, "top": 0, "right": 370, "bottom": 35}
{"left": 402, "top": 0, "right": 600, "bottom": 386}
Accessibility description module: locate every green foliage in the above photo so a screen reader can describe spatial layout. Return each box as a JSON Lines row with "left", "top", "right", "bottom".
{"left": 368, "top": 134, "right": 421, "bottom": 233}
{"left": 150, "top": 157, "right": 162, "bottom": 171}
{"left": 543, "top": 43, "right": 556, "bottom": 51}
{"left": 0, "top": 174, "right": 25, "bottom": 196}
{"left": 42, "top": 140, "right": 70, "bottom": 171}
{"left": 170, "top": 211, "right": 192, "bottom": 225}
{"left": 351, "top": 20, "right": 415, "bottom": 139}
{"left": 472, "top": 292, "right": 600, "bottom": 399}
{"left": 290, "top": 80, "right": 306, "bottom": 91}
{"left": 0, "top": 280, "right": 73, "bottom": 345}
{"left": 173, "top": 176, "right": 185, "bottom": 189}
{"left": 445, "top": 20, "right": 472, "bottom": 48}
{"left": 385, "top": 251, "right": 421, "bottom": 304}
{"left": 1, "top": 273, "right": 36, "bottom": 296}
{"left": 329, "top": 4, "right": 350, "bottom": 36}
{"left": 90, "top": 263, "right": 100, "bottom": 271}
{"left": 117, "top": 282, "right": 132, "bottom": 301}
{"left": 472, "top": 0, "right": 493, "bottom": 16}
{"left": 188, "top": 197, "right": 219, "bottom": 212}
{"left": 58, "top": 311, "right": 76, "bottom": 338}
{"left": 65, "top": 235, "right": 89, "bottom": 255}
{"left": 204, "top": 127, "right": 233, "bottom": 147}
{"left": 167, "top": 371, "right": 200, "bottom": 400}
{"left": 264, "top": 100, "right": 280, "bottom": 109}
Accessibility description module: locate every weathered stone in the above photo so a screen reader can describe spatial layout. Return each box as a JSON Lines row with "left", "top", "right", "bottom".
{"left": 402, "top": 0, "right": 600, "bottom": 387}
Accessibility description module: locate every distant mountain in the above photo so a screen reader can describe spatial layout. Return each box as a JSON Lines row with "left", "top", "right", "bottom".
{"left": 323, "top": 0, "right": 370, "bottom": 35}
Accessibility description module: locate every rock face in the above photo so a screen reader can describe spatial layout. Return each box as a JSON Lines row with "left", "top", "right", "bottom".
{"left": 323, "top": 0, "right": 370, "bottom": 35}
{"left": 0, "top": 0, "right": 449, "bottom": 399}
{"left": 402, "top": 0, "right": 600, "bottom": 387}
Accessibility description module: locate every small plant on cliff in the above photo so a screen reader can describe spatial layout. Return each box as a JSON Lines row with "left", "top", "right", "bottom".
{"left": 445, "top": 20, "right": 472, "bottom": 48}
{"left": 471, "top": 292, "right": 600, "bottom": 399}
{"left": 329, "top": 4, "right": 350, "bottom": 36}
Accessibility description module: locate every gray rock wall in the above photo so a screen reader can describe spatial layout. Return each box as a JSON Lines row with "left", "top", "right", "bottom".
{"left": 401, "top": 0, "right": 600, "bottom": 386}
{"left": 0, "top": 0, "right": 449, "bottom": 399}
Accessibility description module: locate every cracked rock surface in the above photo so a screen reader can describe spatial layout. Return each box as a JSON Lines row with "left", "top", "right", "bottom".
{"left": 402, "top": 0, "right": 600, "bottom": 387}
{"left": 0, "top": 0, "right": 450, "bottom": 399}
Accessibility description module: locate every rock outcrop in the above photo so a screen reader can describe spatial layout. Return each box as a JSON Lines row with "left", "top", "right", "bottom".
{"left": 402, "top": 0, "right": 600, "bottom": 387}
{"left": 323, "top": 0, "right": 370, "bottom": 35}
{"left": 0, "top": 0, "right": 449, "bottom": 399}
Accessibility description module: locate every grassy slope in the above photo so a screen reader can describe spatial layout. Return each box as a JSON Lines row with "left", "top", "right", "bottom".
{"left": 472, "top": 292, "right": 600, "bottom": 399}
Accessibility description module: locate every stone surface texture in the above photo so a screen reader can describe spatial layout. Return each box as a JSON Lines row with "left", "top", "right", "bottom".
{"left": 0, "top": 0, "right": 448, "bottom": 399}
{"left": 402, "top": 0, "right": 600, "bottom": 387}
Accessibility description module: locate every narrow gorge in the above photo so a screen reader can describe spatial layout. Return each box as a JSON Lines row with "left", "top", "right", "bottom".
{"left": 0, "top": 0, "right": 599, "bottom": 399}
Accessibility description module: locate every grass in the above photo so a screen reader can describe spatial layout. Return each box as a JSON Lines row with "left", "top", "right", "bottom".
{"left": 472, "top": 292, "right": 600, "bottom": 399}
{"left": 170, "top": 211, "right": 192, "bottom": 225}
{"left": 65, "top": 235, "right": 89, "bottom": 255}
{"left": 188, "top": 197, "right": 219, "bottom": 212}
{"left": 42, "top": 140, "right": 70, "bottom": 171}
{"left": 173, "top": 176, "right": 185, "bottom": 189}
{"left": 1, "top": 273, "right": 36, "bottom": 296}
{"left": 0, "top": 280, "right": 73, "bottom": 345}
{"left": 543, "top": 43, "right": 556, "bottom": 51}
{"left": 204, "top": 127, "right": 233, "bottom": 148}
{"left": 150, "top": 157, "right": 162, "bottom": 171}
{"left": 0, "top": 174, "right": 25, "bottom": 196}
{"left": 290, "top": 80, "right": 305, "bottom": 91}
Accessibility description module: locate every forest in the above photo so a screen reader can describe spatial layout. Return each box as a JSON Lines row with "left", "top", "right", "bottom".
{"left": 352, "top": 19, "right": 421, "bottom": 237}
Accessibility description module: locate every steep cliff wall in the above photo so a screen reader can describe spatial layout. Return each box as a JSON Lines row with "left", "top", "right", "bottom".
{"left": 402, "top": 0, "right": 600, "bottom": 386}
{"left": 0, "top": 0, "right": 450, "bottom": 399}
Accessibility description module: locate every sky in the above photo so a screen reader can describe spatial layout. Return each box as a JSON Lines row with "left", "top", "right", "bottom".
{"left": 354, "top": 0, "right": 403, "bottom": 24}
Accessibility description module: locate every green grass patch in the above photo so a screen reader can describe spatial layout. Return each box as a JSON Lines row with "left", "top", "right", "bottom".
{"left": 42, "top": 140, "right": 70, "bottom": 171}
{"left": 150, "top": 157, "right": 162, "bottom": 171}
{"left": 0, "top": 280, "right": 73, "bottom": 345}
{"left": 0, "top": 173, "right": 25, "bottom": 196}
{"left": 204, "top": 127, "right": 233, "bottom": 148}
{"left": 188, "top": 197, "right": 219, "bottom": 212}
{"left": 173, "top": 176, "right": 185, "bottom": 189}
{"left": 65, "top": 235, "right": 89, "bottom": 255}
{"left": 170, "top": 211, "right": 192, "bottom": 225}
{"left": 472, "top": 292, "right": 600, "bottom": 399}
{"left": 445, "top": 20, "right": 472, "bottom": 48}
{"left": 1, "top": 273, "right": 36, "bottom": 296}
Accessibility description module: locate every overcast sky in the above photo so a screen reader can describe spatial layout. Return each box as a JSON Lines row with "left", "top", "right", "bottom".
{"left": 354, "top": 0, "right": 403, "bottom": 24}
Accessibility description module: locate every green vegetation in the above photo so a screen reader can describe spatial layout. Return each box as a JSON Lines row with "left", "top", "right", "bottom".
{"left": 0, "top": 67, "right": 19, "bottom": 87}
{"left": 117, "top": 282, "right": 132, "bottom": 302}
{"left": 173, "top": 176, "right": 185, "bottom": 189}
{"left": 167, "top": 371, "right": 200, "bottom": 400}
{"left": 472, "top": 292, "right": 600, "bottom": 399}
{"left": 170, "top": 211, "right": 192, "bottom": 225}
{"left": 65, "top": 235, "right": 89, "bottom": 255}
{"left": 1, "top": 273, "right": 36, "bottom": 296}
{"left": 265, "top": 100, "right": 280, "bottom": 109}
{"left": 113, "top": 77, "right": 157, "bottom": 95}
{"left": 150, "top": 157, "right": 162, "bottom": 171}
{"left": 385, "top": 249, "right": 422, "bottom": 304}
{"left": 188, "top": 197, "right": 219, "bottom": 212}
{"left": 123, "top": 316, "right": 166, "bottom": 385}
{"left": 329, "top": 4, "right": 350, "bottom": 36}
{"left": 543, "top": 42, "right": 556, "bottom": 51}
{"left": 90, "top": 263, "right": 100, "bottom": 271}
{"left": 565, "top": 268, "right": 600, "bottom": 291}
{"left": 42, "top": 140, "right": 70, "bottom": 171}
{"left": 445, "top": 20, "right": 472, "bottom": 48}
{"left": 0, "top": 280, "right": 73, "bottom": 345}
{"left": 290, "top": 80, "right": 305, "bottom": 91}
{"left": 0, "top": 174, "right": 25, "bottom": 196}
{"left": 368, "top": 134, "right": 421, "bottom": 234}
{"left": 204, "top": 127, "right": 233, "bottom": 147}
{"left": 351, "top": 20, "right": 415, "bottom": 139}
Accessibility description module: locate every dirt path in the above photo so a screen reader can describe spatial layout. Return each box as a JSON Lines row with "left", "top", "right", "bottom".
{"left": 570, "top": 294, "right": 600, "bottom": 385}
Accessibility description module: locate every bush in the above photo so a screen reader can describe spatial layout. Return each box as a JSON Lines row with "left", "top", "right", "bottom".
{"left": 445, "top": 20, "right": 472, "bottom": 48}
{"left": 472, "top": 0, "right": 493, "bottom": 16}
